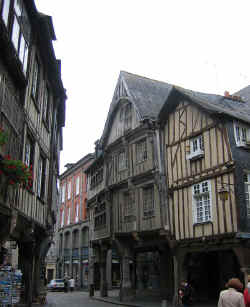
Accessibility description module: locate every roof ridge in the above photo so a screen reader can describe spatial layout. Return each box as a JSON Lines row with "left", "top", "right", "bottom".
{"left": 120, "top": 71, "right": 172, "bottom": 86}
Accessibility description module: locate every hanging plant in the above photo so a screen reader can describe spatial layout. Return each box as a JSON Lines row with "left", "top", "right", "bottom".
{"left": 0, "top": 127, "right": 8, "bottom": 146}
{"left": 0, "top": 155, "right": 33, "bottom": 189}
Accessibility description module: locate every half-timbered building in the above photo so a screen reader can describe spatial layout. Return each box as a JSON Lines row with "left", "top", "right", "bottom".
{"left": 158, "top": 86, "right": 250, "bottom": 302}
{"left": 86, "top": 71, "right": 174, "bottom": 301}
{"left": 87, "top": 72, "right": 250, "bottom": 304}
{"left": 0, "top": 1, "right": 66, "bottom": 304}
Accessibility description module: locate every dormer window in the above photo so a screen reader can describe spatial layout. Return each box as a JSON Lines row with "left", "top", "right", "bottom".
{"left": 187, "top": 135, "right": 204, "bottom": 160}
{"left": 234, "top": 122, "right": 250, "bottom": 147}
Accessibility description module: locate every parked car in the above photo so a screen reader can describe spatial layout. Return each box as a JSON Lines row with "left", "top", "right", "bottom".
{"left": 47, "top": 279, "right": 65, "bottom": 291}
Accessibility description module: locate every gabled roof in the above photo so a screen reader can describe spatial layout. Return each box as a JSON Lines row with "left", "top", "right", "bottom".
{"left": 159, "top": 85, "right": 250, "bottom": 125}
{"left": 100, "top": 71, "right": 173, "bottom": 145}
{"left": 175, "top": 86, "right": 250, "bottom": 125}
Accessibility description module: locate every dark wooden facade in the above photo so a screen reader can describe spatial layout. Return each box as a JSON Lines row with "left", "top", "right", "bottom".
{"left": 0, "top": 1, "right": 66, "bottom": 304}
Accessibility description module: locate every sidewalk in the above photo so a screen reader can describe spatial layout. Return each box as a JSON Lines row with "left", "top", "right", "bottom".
{"left": 92, "top": 289, "right": 164, "bottom": 307}
{"left": 92, "top": 289, "right": 217, "bottom": 307}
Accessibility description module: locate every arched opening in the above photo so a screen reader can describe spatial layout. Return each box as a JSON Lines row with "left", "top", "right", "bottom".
{"left": 184, "top": 250, "right": 243, "bottom": 302}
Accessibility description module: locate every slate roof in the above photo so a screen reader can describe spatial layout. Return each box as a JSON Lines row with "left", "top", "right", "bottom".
{"left": 173, "top": 86, "right": 250, "bottom": 125}
{"left": 100, "top": 71, "right": 173, "bottom": 145}
{"left": 100, "top": 71, "right": 250, "bottom": 147}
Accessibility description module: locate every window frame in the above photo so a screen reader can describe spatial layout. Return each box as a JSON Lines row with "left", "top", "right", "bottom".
{"left": 142, "top": 186, "right": 154, "bottom": 217}
{"left": 37, "top": 153, "right": 46, "bottom": 200}
{"left": 192, "top": 180, "right": 212, "bottom": 224}
{"left": 187, "top": 134, "right": 204, "bottom": 160}
{"left": 24, "top": 134, "right": 34, "bottom": 192}
{"left": 244, "top": 173, "right": 250, "bottom": 217}
{"left": 118, "top": 150, "right": 128, "bottom": 171}
{"left": 76, "top": 176, "right": 80, "bottom": 195}
{"left": 234, "top": 121, "right": 250, "bottom": 147}
{"left": 61, "top": 183, "right": 66, "bottom": 203}
{"left": 1, "top": 0, "right": 11, "bottom": 27}
{"left": 67, "top": 181, "right": 71, "bottom": 200}
{"left": 136, "top": 139, "right": 147, "bottom": 164}
{"left": 61, "top": 209, "right": 64, "bottom": 228}
{"left": 31, "top": 57, "right": 40, "bottom": 105}
{"left": 67, "top": 206, "right": 71, "bottom": 225}
{"left": 123, "top": 191, "right": 135, "bottom": 222}
{"left": 75, "top": 202, "right": 79, "bottom": 223}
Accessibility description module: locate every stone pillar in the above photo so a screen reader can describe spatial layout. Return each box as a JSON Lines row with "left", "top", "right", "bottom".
{"left": 78, "top": 229, "right": 82, "bottom": 289}
{"left": 62, "top": 232, "right": 65, "bottom": 277}
{"left": 172, "top": 250, "right": 186, "bottom": 306}
{"left": 136, "top": 256, "right": 144, "bottom": 290}
{"left": 120, "top": 254, "right": 135, "bottom": 301}
{"left": 100, "top": 246, "right": 108, "bottom": 297}
{"left": 70, "top": 230, "right": 73, "bottom": 277}
{"left": 106, "top": 248, "right": 112, "bottom": 290}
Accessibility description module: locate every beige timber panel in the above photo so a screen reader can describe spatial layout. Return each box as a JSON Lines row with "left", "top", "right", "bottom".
{"left": 170, "top": 173, "right": 238, "bottom": 240}
{"left": 166, "top": 103, "right": 232, "bottom": 188}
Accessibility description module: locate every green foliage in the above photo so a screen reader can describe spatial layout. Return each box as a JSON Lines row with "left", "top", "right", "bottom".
{"left": 0, "top": 155, "right": 33, "bottom": 189}
{"left": 0, "top": 127, "right": 8, "bottom": 146}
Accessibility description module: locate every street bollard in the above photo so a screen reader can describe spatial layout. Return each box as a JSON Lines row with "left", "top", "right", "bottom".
{"left": 162, "top": 299, "right": 167, "bottom": 307}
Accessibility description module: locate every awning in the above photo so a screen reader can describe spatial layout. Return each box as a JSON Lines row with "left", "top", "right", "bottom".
{"left": 82, "top": 260, "right": 88, "bottom": 263}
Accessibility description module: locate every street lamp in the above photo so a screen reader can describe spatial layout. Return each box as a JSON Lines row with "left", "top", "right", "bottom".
{"left": 218, "top": 186, "right": 229, "bottom": 201}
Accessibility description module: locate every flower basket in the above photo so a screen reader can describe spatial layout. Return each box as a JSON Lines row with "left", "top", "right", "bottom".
{"left": 0, "top": 155, "right": 33, "bottom": 189}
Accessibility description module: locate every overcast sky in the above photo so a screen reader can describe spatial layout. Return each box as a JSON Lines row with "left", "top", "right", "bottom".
{"left": 35, "top": 0, "right": 250, "bottom": 173}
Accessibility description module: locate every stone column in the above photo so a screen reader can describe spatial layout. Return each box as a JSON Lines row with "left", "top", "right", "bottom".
{"left": 136, "top": 256, "right": 144, "bottom": 290}
{"left": 62, "top": 232, "right": 65, "bottom": 277}
{"left": 100, "top": 246, "right": 108, "bottom": 297}
{"left": 78, "top": 229, "right": 82, "bottom": 289}
{"left": 70, "top": 230, "right": 73, "bottom": 277}
{"left": 120, "top": 253, "right": 135, "bottom": 302}
{"left": 172, "top": 250, "right": 187, "bottom": 306}
{"left": 106, "top": 248, "right": 113, "bottom": 290}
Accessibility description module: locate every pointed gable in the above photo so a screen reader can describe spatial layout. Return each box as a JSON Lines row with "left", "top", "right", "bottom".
{"left": 100, "top": 71, "right": 173, "bottom": 147}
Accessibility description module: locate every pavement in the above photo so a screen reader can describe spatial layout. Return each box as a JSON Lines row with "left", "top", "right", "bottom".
{"left": 17, "top": 289, "right": 218, "bottom": 307}
{"left": 91, "top": 289, "right": 217, "bottom": 307}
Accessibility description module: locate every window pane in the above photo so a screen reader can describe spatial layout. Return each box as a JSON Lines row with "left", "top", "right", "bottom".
{"left": 23, "top": 43, "right": 29, "bottom": 74}
{"left": 14, "top": 0, "right": 22, "bottom": 17}
{"left": 37, "top": 158, "right": 42, "bottom": 197}
{"left": 32, "top": 59, "right": 39, "bottom": 98}
{"left": 2, "top": 0, "right": 10, "bottom": 26}
{"left": 19, "top": 34, "right": 25, "bottom": 63}
{"left": 12, "top": 16, "right": 20, "bottom": 51}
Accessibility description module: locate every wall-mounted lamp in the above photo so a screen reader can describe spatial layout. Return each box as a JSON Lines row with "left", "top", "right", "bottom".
{"left": 218, "top": 186, "right": 229, "bottom": 201}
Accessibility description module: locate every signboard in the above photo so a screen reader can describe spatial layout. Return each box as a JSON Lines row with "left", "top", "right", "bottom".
{"left": 0, "top": 266, "right": 22, "bottom": 306}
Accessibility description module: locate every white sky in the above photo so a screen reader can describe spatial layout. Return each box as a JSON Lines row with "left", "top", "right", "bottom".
{"left": 35, "top": 0, "right": 250, "bottom": 173}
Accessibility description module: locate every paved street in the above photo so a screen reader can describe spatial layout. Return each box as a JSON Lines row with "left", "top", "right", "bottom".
{"left": 46, "top": 290, "right": 116, "bottom": 307}
{"left": 45, "top": 290, "right": 217, "bottom": 307}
